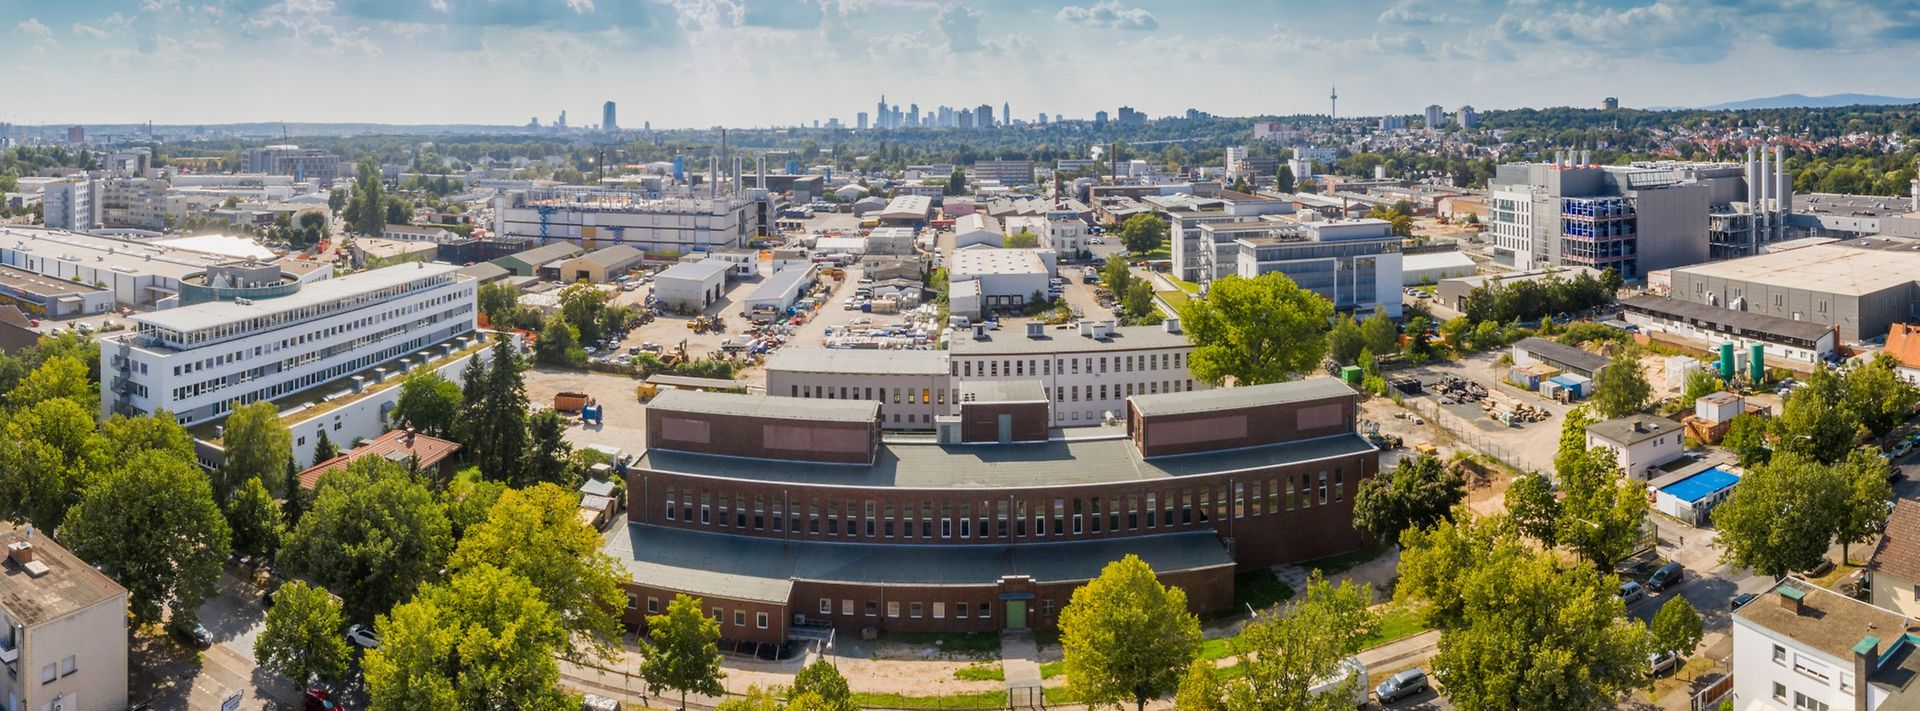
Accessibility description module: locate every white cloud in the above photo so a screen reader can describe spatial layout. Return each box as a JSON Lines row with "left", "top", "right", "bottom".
{"left": 72, "top": 23, "right": 111, "bottom": 40}
{"left": 936, "top": 4, "right": 984, "bottom": 52}
{"left": 1056, "top": 1, "right": 1157, "bottom": 31}
{"left": 566, "top": 0, "right": 596, "bottom": 13}
{"left": 15, "top": 18, "right": 56, "bottom": 51}
{"left": 1378, "top": 0, "right": 1465, "bottom": 25}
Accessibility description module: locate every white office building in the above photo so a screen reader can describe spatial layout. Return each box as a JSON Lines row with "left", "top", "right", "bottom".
{"left": 493, "top": 187, "right": 760, "bottom": 255}
{"left": 953, "top": 321, "right": 1200, "bottom": 427}
{"left": 102, "top": 262, "right": 476, "bottom": 426}
{"left": 1199, "top": 217, "right": 1403, "bottom": 317}
{"left": 41, "top": 179, "right": 96, "bottom": 231}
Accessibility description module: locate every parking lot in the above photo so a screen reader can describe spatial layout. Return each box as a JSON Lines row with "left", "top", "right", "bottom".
{"left": 1388, "top": 350, "right": 1573, "bottom": 476}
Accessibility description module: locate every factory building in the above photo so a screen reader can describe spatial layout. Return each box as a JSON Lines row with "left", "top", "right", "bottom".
{"left": 493, "top": 187, "right": 760, "bottom": 255}
{"left": 1664, "top": 236, "right": 1920, "bottom": 341}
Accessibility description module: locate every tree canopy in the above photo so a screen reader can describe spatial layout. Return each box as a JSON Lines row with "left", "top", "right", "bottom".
{"left": 1059, "top": 555, "right": 1203, "bottom": 711}
{"left": 222, "top": 400, "right": 294, "bottom": 499}
{"left": 449, "top": 483, "right": 626, "bottom": 662}
{"left": 364, "top": 564, "right": 576, "bottom": 711}
{"left": 255, "top": 580, "right": 353, "bottom": 688}
{"left": 61, "top": 450, "right": 232, "bottom": 625}
{"left": 641, "top": 593, "right": 727, "bottom": 711}
{"left": 392, "top": 371, "right": 463, "bottom": 439}
{"left": 1176, "top": 273, "right": 1333, "bottom": 386}
{"left": 1352, "top": 454, "right": 1465, "bottom": 546}
{"left": 279, "top": 457, "right": 453, "bottom": 619}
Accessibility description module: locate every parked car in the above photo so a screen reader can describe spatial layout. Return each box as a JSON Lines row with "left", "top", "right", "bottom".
{"left": 304, "top": 688, "right": 338, "bottom": 711}
{"left": 346, "top": 623, "right": 382, "bottom": 650}
{"left": 1647, "top": 650, "right": 1680, "bottom": 676}
{"left": 1799, "top": 557, "right": 1836, "bottom": 578}
{"left": 171, "top": 620, "right": 213, "bottom": 648}
{"left": 1730, "top": 593, "right": 1758, "bottom": 610}
{"left": 1618, "top": 581, "right": 1646, "bottom": 605}
{"left": 1375, "top": 668, "right": 1429, "bottom": 704}
{"left": 1648, "top": 562, "right": 1685, "bottom": 592}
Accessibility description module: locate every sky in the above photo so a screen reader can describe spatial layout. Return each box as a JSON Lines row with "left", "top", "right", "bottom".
{"left": 6, "top": 0, "right": 1920, "bottom": 128}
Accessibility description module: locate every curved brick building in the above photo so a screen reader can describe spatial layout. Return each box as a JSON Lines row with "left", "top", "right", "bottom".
{"left": 605, "top": 377, "right": 1378, "bottom": 649}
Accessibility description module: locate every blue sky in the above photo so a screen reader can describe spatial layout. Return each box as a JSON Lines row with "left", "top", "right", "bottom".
{"left": 5, "top": 0, "right": 1920, "bottom": 127}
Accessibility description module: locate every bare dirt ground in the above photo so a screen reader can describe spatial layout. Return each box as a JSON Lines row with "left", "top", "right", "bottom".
{"left": 524, "top": 366, "right": 651, "bottom": 450}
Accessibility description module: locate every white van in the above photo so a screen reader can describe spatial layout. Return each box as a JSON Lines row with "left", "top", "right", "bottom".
{"left": 1308, "top": 657, "right": 1369, "bottom": 709}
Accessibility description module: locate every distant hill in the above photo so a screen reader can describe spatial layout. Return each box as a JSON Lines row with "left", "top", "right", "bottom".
{"left": 1693, "top": 93, "right": 1920, "bottom": 110}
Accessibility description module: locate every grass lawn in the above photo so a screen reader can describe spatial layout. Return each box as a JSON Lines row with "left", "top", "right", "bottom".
{"left": 953, "top": 662, "right": 1003, "bottom": 682}
{"left": 850, "top": 691, "right": 1010, "bottom": 709}
{"left": 1039, "top": 660, "right": 1065, "bottom": 679}
{"left": 1360, "top": 604, "right": 1427, "bottom": 648}
{"left": 1155, "top": 289, "right": 1190, "bottom": 310}
{"left": 1303, "top": 543, "right": 1391, "bottom": 577}
{"left": 875, "top": 630, "right": 1004, "bottom": 659}
{"left": 1169, "top": 276, "right": 1202, "bottom": 294}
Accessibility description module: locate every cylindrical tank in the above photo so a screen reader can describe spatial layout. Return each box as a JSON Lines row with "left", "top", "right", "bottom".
{"left": 673, "top": 156, "right": 686, "bottom": 182}
{"left": 1750, "top": 344, "right": 1766, "bottom": 383}
{"left": 1719, "top": 342, "right": 1735, "bottom": 381}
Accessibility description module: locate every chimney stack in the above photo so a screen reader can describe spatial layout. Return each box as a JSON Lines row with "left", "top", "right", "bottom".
{"left": 7, "top": 540, "right": 34, "bottom": 565}
{"left": 1777, "top": 584, "right": 1806, "bottom": 614}
{"left": 1856, "top": 635, "right": 1881, "bottom": 711}
{"left": 1760, "top": 145, "right": 1772, "bottom": 210}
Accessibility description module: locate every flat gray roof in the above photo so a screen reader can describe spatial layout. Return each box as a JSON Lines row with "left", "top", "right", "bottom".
{"left": 657, "top": 259, "right": 732, "bottom": 283}
{"left": 1131, "top": 378, "right": 1352, "bottom": 417}
{"left": 603, "top": 523, "right": 1234, "bottom": 604}
{"left": 132, "top": 262, "right": 463, "bottom": 334}
{"left": 1673, "top": 239, "right": 1920, "bottom": 297}
{"left": 573, "top": 245, "right": 644, "bottom": 266}
{"left": 767, "top": 348, "right": 950, "bottom": 376}
{"left": 1514, "top": 337, "right": 1611, "bottom": 373}
{"left": 497, "top": 243, "right": 584, "bottom": 267}
{"left": 961, "top": 379, "right": 1048, "bottom": 403}
{"left": 648, "top": 389, "right": 878, "bottom": 423}
{"left": 638, "top": 432, "right": 1375, "bottom": 489}
{"left": 1586, "top": 414, "right": 1678, "bottom": 447}
{"left": 951, "top": 325, "right": 1190, "bottom": 356}
{"left": 0, "top": 264, "right": 108, "bottom": 296}
{"left": 0, "top": 523, "right": 126, "bottom": 627}
{"left": 747, "top": 266, "right": 814, "bottom": 303}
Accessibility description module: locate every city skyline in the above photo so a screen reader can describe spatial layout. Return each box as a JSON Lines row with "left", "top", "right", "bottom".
{"left": 4, "top": 1, "right": 1920, "bottom": 128}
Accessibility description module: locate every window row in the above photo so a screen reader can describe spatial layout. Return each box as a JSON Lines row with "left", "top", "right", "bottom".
{"left": 658, "top": 471, "right": 1347, "bottom": 540}
{"left": 954, "top": 350, "right": 1186, "bottom": 378}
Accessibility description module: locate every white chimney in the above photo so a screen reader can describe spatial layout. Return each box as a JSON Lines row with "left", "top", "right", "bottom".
{"left": 1912, "top": 156, "right": 1920, "bottom": 213}
{"left": 1759, "top": 145, "right": 1772, "bottom": 210}
{"left": 1775, "top": 144, "right": 1790, "bottom": 219}
{"left": 1746, "top": 146, "right": 1758, "bottom": 207}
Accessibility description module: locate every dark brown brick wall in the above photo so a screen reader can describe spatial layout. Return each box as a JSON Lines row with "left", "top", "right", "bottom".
{"left": 628, "top": 449, "right": 1375, "bottom": 570}
{"left": 959, "top": 401, "right": 1050, "bottom": 443}
{"left": 1130, "top": 394, "right": 1356, "bottom": 458}
{"left": 645, "top": 407, "right": 881, "bottom": 464}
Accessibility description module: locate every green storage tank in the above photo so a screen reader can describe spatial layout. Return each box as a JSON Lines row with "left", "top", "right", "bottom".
{"left": 1340, "top": 365, "right": 1363, "bottom": 384}
{"left": 1719, "top": 342, "right": 1735, "bottom": 381}
{"left": 1750, "top": 344, "right": 1766, "bottom": 384}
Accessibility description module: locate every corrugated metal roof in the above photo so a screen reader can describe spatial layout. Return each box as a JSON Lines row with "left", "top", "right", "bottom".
{"left": 1130, "top": 378, "right": 1353, "bottom": 417}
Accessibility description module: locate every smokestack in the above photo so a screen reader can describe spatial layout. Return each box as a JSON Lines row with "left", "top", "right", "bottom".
{"left": 1746, "top": 146, "right": 1758, "bottom": 206}
{"left": 1912, "top": 157, "right": 1920, "bottom": 213}
{"left": 1759, "top": 145, "right": 1771, "bottom": 210}
{"left": 1775, "top": 144, "right": 1789, "bottom": 221}
{"left": 1554, "top": 149, "right": 1564, "bottom": 167}
{"left": 709, "top": 156, "right": 719, "bottom": 198}
{"left": 732, "top": 156, "right": 743, "bottom": 194}
{"left": 1581, "top": 149, "right": 1591, "bottom": 166}
{"left": 756, "top": 155, "right": 767, "bottom": 190}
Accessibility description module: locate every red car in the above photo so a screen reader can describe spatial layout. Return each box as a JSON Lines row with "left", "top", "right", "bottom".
{"left": 304, "top": 688, "right": 338, "bottom": 711}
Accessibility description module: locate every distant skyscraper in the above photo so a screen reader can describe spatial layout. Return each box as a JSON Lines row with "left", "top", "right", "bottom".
{"left": 1455, "top": 105, "right": 1478, "bottom": 129}
{"left": 1423, "top": 104, "right": 1445, "bottom": 128}
{"left": 1095, "top": 111, "right": 1109, "bottom": 124}
{"left": 1002, "top": 102, "right": 1010, "bottom": 127}
{"left": 603, "top": 101, "right": 617, "bottom": 131}
{"left": 857, "top": 112, "right": 869, "bottom": 131}
{"left": 977, "top": 104, "right": 995, "bottom": 129}
{"left": 1603, "top": 96, "right": 1620, "bottom": 110}
{"left": 67, "top": 126, "right": 84, "bottom": 144}
{"left": 557, "top": 111, "right": 568, "bottom": 129}
{"left": 909, "top": 103, "right": 919, "bottom": 127}
{"left": 876, "top": 95, "right": 889, "bottom": 129}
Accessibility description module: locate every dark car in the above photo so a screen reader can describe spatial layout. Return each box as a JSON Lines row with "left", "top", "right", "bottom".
{"left": 1648, "top": 562, "right": 1685, "bottom": 592}
{"left": 1375, "top": 668, "right": 1429, "bottom": 704}
{"left": 170, "top": 620, "right": 213, "bottom": 648}
{"left": 1731, "top": 592, "right": 1758, "bottom": 610}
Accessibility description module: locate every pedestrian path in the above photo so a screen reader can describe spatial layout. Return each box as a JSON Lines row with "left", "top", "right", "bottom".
{"left": 1001, "top": 630, "right": 1043, "bottom": 708}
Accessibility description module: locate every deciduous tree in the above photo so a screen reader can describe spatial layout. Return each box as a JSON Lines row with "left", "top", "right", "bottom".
{"left": 1222, "top": 575, "right": 1376, "bottom": 711}
{"left": 1713, "top": 452, "right": 1845, "bottom": 578}
{"left": 1353, "top": 454, "right": 1465, "bottom": 546}
{"left": 789, "top": 659, "right": 856, "bottom": 711}
{"left": 0, "top": 397, "right": 101, "bottom": 530}
{"left": 1359, "top": 309, "right": 1398, "bottom": 358}
{"left": 1722, "top": 413, "right": 1771, "bottom": 467}
{"left": 1059, "top": 555, "right": 1202, "bottom": 711}
{"left": 1177, "top": 273, "right": 1333, "bottom": 386}
{"left": 1650, "top": 597, "right": 1703, "bottom": 660}
{"left": 1589, "top": 351, "right": 1652, "bottom": 418}
{"left": 255, "top": 580, "right": 352, "bottom": 688}
{"left": 641, "top": 593, "right": 727, "bottom": 711}
{"left": 1116, "top": 213, "right": 1169, "bottom": 255}
{"left": 450, "top": 484, "right": 625, "bottom": 662}
{"left": 227, "top": 476, "right": 285, "bottom": 561}
{"left": 61, "top": 450, "right": 232, "bottom": 625}
{"left": 365, "top": 564, "right": 575, "bottom": 711}
{"left": 279, "top": 458, "right": 453, "bottom": 619}
{"left": 223, "top": 400, "right": 293, "bottom": 499}
{"left": 1326, "top": 313, "right": 1364, "bottom": 365}
{"left": 1504, "top": 472, "right": 1561, "bottom": 548}
{"left": 392, "top": 371, "right": 463, "bottom": 439}
{"left": 10, "top": 354, "right": 94, "bottom": 410}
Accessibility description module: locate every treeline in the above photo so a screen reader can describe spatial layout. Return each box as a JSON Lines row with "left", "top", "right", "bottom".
{"left": 1458, "top": 269, "right": 1620, "bottom": 326}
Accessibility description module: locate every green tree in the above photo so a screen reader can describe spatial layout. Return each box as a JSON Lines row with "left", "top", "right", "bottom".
{"left": 1059, "top": 555, "right": 1203, "bottom": 711}
{"left": 1366, "top": 204, "right": 1414, "bottom": 238}
{"left": 558, "top": 282, "right": 613, "bottom": 343}
{"left": 1222, "top": 575, "right": 1376, "bottom": 711}
{"left": 0, "top": 397, "right": 101, "bottom": 530}
{"left": 1840, "top": 354, "right": 1920, "bottom": 438}
{"left": 789, "top": 659, "right": 856, "bottom": 711}
{"left": 473, "top": 340, "right": 531, "bottom": 483}
{"left": 1352, "top": 454, "right": 1465, "bottom": 546}
{"left": 98, "top": 410, "right": 196, "bottom": 463}
{"left": 1275, "top": 164, "right": 1296, "bottom": 193}
{"left": 349, "top": 158, "right": 385, "bottom": 236}
{"left": 716, "top": 686, "right": 784, "bottom": 711}
{"left": 536, "top": 317, "right": 586, "bottom": 367}
{"left": 1438, "top": 316, "right": 1472, "bottom": 351}
{"left": 61, "top": 450, "right": 232, "bottom": 625}
{"left": 279, "top": 457, "right": 453, "bottom": 619}
{"left": 255, "top": 580, "right": 353, "bottom": 688}
{"left": 1401, "top": 315, "right": 1434, "bottom": 360}
{"left": 1101, "top": 254, "right": 1131, "bottom": 294}
{"left": 1589, "top": 355, "right": 1652, "bottom": 418}
{"left": 365, "top": 564, "right": 575, "bottom": 711}
{"left": 1177, "top": 273, "right": 1334, "bottom": 386}
{"left": 477, "top": 281, "right": 520, "bottom": 330}
{"left": 454, "top": 355, "right": 490, "bottom": 447}
{"left": 441, "top": 474, "right": 507, "bottom": 540}
{"left": 1359, "top": 309, "right": 1398, "bottom": 357}
{"left": 328, "top": 188, "right": 348, "bottom": 213}
{"left": 1116, "top": 213, "right": 1169, "bottom": 255}
{"left": 1834, "top": 448, "right": 1894, "bottom": 563}
{"left": 1650, "top": 597, "right": 1703, "bottom": 660}
{"left": 524, "top": 409, "right": 575, "bottom": 488}
{"left": 1326, "top": 313, "right": 1364, "bottom": 365}
{"left": 1122, "top": 275, "right": 1159, "bottom": 325}
{"left": 1556, "top": 441, "right": 1647, "bottom": 573}
{"left": 1006, "top": 230, "right": 1040, "bottom": 248}
{"left": 450, "top": 484, "right": 625, "bottom": 662}
{"left": 10, "top": 354, "right": 94, "bottom": 410}
{"left": 1773, "top": 369, "right": 1859, "bottom": 464}
{"left": 227, "top": 476, "right": 285, "bottom": 561}
{"left": 392, "top": 371, "right": 463, "bottom": 439}
{"left": 1722, "top": 413, "right": 1771, "bottom": 467}
{"left": 222, "top": 400, "right": 293, "bottom": 500}
{"left": 310, "top": 428, "right": 339, "bottom": 466}
{"left": 1713, "top": 452, "right": 1845, "bottom": 578}
{"left": 945, "top": 168, "right": 966, "bottom": 196}
{"left": 1681, "top": 368, "right": 1725, "bottom": 403}
{"left": 1505, "top": 472, "right": 1561, "bottom": 548}
{"left": 1173, "top": 659, "right": 1225, "bottom": 711}
{"left": 641, "top": 593, "right": 727, "bottom": 711}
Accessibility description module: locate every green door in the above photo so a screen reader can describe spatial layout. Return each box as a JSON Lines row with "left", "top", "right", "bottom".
{"left": 1006, "top": 601, "right": 1027, "bottom": 629}
{"left": 997, "top": 414, "right": 1013, "bottom": 443}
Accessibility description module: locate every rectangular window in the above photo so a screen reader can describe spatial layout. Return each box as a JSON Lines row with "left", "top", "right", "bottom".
{"left": 42, "top": 663, "right": 55, "bottom": 684}
{"left": 1772, "top": 682, "right": 1786, "bottom": 701}
{"left": 60, "top": 654, "right": 75, "bottom": 676}
{"left": 933, "top": 602, "right": 946, "bottom": 619}
{"left": 844, "top": 599, "right": 855, "bottom": 616}
{"left": 910, "top": 602, "right": 924, "bottom": 618}
{"left": 887, "top": 601, "right": 901, "bottom": 618}
{"left": 648, "top": 597, "right": 661, "bottom": 613}
{"left": 756, "top": 612, "right": 769, "bottom": 629}
{"left": 1773, "top": 645, "right": 1787, "bottom": 664}
{"left": 734, "top": 611, "right": 747, "bottom": 626}
{"left": 980, "top": 603, "right": 992, "bottom": 618}
{"left": 866, "top": 601, "right": 878, "bottom": 617}
{"left": 957, "top": 602, "right": 969, "bottom": 618}
{"left": 820, "top": 598, "right": 832, "bottom": 615}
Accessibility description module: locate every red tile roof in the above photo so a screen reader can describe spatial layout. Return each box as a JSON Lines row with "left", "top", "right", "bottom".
{"left": 1887, "top": 323, "right": 1920, "bottom": 370}
{"left": 1871, "top": 498, "right": 1920, "bottom": 585}
{"left": 297, "top": 429, "right": 461, "bottom": 490}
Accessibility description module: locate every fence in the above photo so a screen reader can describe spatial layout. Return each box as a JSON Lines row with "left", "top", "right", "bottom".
{"left": 1401, "top": 396, "right": 1547, "bottom": 474}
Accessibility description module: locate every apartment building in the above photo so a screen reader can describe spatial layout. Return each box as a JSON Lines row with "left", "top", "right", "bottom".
{"left": 243, "top": 145, "right": 340, "bottom": 186}
{"left": 39, "top": 180, "right": 95, "bottom": 231}
{"left": 952, "top": 321, "right": 1199, "bottom": 427}
{"left": 1731, "top": 577, "right": 1920, "bottom": 711}
{"left": 102, "top": 262, "right": 476, "bottom": 426}
{"left": 0, "top": 524, "right": 130, "bottom": 711}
